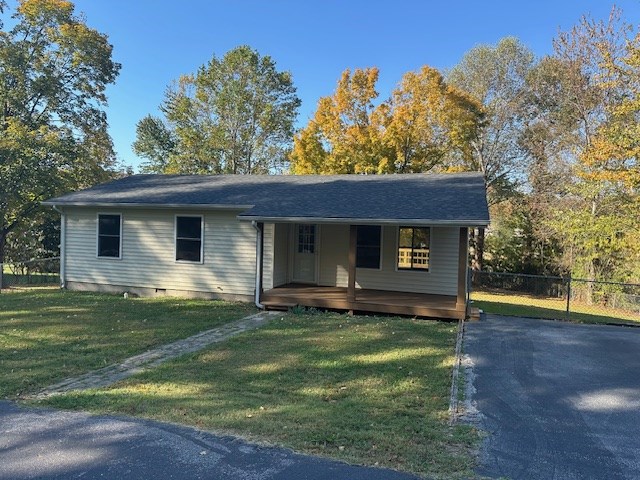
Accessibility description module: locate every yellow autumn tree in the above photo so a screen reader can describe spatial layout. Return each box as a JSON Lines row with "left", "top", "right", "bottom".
{"left": 579, "top": 26, "right": 640, "bottom": 190}
{"left": 382, "top": 66, "right": 483, "bottom": 173}
{"left": 291, "top": 66, "right": 483, "bottom": 175}
{"left": 576, "top": 25, "right": 640, "bottom": 282}
{"left": 290, "top": 67, "right": 387, "bottom": 174}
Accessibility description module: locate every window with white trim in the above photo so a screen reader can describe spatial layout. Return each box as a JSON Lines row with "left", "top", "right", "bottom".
{"left": 97, "top": 214, "right": 121, "bottom": 258}
{"left": 397, "top": 227, "right": 430, "bottom": 270}
{"left": 176, "top": 216, "right": 203, "bottom": 262}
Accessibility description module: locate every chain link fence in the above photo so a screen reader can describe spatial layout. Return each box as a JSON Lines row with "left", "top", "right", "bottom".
{"left": 471, "top": 271, "right": 640, "bottom": 324}
{"left": 1, "top": 257, "right": 60, "bottom": 288}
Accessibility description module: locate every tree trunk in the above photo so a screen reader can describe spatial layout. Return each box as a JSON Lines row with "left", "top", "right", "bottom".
{"left": 472, "top": 227, "right": 485, "bottom": 273}
{"left": 584, "top": 259, "right": 595, "bottom": 305}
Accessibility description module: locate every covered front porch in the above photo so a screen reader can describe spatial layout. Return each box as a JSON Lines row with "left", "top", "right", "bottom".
{"left": 256, "top": 222, "right": 475, "bottom": 320}
{"left": 261, "top": 283, "right": 468, "bottom": 319}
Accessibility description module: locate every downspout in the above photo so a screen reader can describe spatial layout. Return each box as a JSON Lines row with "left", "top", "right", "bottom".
{"left": 251, "top": 220, "right": 264, "bottom": 309}
{"left": 52, "top": 205, "right": 66, "bottom": 289}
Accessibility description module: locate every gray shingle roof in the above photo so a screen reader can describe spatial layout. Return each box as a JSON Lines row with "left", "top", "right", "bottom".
{"left": 43, "top": 173, "right": 489, "bottom": 226}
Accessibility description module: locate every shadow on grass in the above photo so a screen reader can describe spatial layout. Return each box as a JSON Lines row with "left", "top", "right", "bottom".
{"left": 0, "top": 288, "right": 256, "bottom": 398}
{"left": 39, "top": 314, "right": 477, "bottom": 479}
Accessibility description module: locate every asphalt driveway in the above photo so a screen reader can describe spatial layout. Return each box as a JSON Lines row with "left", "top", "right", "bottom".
{"left": 0, "top": 401, "right": 418, "bottom": 480}
{"left": 464, "top": 315, "right": 640, "bottom": 480}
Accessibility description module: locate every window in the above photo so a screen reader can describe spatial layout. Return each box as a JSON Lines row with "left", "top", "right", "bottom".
{"left": 356, "top": 225, "right": 381, "bottom": 269}
{"left": 297, "top": 224, "right": 315, "bottom": 253}
{"left": 397, "top": 227, "right": 430, "bottom": 270}
{"left": 176, "top": 216, "right": 203, "bottom": 262}
{"left": 97, "top": 214, "right": 121, "bottom": 258}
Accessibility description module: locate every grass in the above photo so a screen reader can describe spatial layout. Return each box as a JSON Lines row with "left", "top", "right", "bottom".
{"left": 0, "top": 288, "right": 256, "bottom": 397}
{"left": 39, "top": 312, "right": 478, "bottom": 479}
{"left": 472, "top": 290, "right": 640, "bottom": 325}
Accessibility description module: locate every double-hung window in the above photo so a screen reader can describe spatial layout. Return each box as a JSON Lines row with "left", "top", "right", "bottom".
{"left": 176, "top": 216, "right": 203, "bottom": 262}
{"left": 356, "top": 225, "right": 381, "bottom": 269}
{"left": 97, "top": 214, "right": 121, "bottom": 258}
{"left": 397, "top": 227, "right": 430, "bottom": 270}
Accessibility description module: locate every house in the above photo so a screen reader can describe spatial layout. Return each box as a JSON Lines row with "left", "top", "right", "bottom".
{"left": 43, "top": 172, "right": 489, "bottom": 320}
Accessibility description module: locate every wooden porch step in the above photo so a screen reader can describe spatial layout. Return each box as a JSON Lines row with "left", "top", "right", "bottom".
{"left": 468, "top": 307, "right": 481, "bottom": 321}
{"left": 261, "top": 300, "right": 298, "bottom": 311}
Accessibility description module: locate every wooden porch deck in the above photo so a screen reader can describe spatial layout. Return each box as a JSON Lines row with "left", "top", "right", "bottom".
{"left": 261, "top": 284, "right": 469, "bottom": 320}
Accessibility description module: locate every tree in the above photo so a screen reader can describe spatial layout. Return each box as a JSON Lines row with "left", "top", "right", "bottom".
{"left": 0, "top": 0, "right": 121, "bottom": 289}
{"left": 290, "top": 67, "right": 386, "bottom": 174}
{"left": 526, "top": 7, "right": 640, "bottom": 291}
{"left": 448, "top": 37, "right": 536, "bottom": 271}
{"left": 579, "top": 18, "right": 640, "bottom": 192}
{"left": 382, "top": 66, "right": 483, "bottom": 173}
{"left": 563, "top": 10, "right": 640, "bottom": 285}
{"left": 290, "top": 66, "right": 482, "bottom": 175}
{"left": 135, "top": 46, "right": 301, "bottom": 174}
{"left": 448, "top": 37, "right": 534, "bottom": 201}
{"left": 133, "top": 115, "right": 176, "bottom": 173}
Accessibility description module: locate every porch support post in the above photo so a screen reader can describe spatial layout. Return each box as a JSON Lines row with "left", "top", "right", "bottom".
{"left": 347, "top": 224, "right": 357, "bottom": 303}
{"left": 456, "top": 227, "right": 469, "bottom": 318}
{"left": 252, "top": 221, "right": 264, "bottom": 309}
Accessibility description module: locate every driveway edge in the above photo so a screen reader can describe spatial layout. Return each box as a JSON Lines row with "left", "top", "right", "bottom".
{"left": 448, "top": 317, "right": 465, "bottom": 425}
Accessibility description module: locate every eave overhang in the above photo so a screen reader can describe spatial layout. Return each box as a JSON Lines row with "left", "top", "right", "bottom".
{"left": 236, "top": 215, "right": 490, "bottom": 227}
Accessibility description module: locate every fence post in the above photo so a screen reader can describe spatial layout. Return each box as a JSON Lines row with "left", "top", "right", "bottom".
{"left": 566, "top": 273, "right": 572, "bottom": 321}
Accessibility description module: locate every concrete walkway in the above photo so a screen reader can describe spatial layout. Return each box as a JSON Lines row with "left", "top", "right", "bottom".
{"left": 30, "top": 310, "right": 280, "bottom": 399}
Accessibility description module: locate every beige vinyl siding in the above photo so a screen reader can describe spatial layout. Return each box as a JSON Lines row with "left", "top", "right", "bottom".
{"left": 272, "top": 223, "right": 289, "bottom": 287}
{"left": 318, "top": 224, "right": 349, "bottom": 287}
{"left": 318, "top": 224, "right": 459, "bottom": 296}
{"left": 65, "top": 208, "right": 256, "bottom": 296}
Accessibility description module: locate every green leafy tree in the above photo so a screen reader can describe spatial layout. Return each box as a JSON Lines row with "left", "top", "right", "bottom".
{"left": 525, "top": 7, "right": 640, "bottom": 293}
{"left": 0, "top": 0, "right": 121, "bottom": 289}
{"left": 562, "top": 12, "right": 638, "bottom": 286}
{"left": 133, "top": 115, "right": 176, "bottom": 173}
{"left": 135, "top": 46, "right": 301, "bottom": 174}
{"left": 483, "top": 196, "right": 563, "bottom": 275}
{"left": 448, "top": 37, "right": 535, "bottom": 202}
{"left": 448, "top": 37, "right": 536, "bottom": 271}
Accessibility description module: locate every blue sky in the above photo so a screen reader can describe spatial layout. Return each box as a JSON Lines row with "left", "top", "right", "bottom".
{"left": 18, "top": 1, "right": 640, "bottom": 170}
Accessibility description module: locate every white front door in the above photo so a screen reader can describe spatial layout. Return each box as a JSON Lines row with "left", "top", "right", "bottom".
{"left": 293, "top": 224, "right": 317, "bottom": 283}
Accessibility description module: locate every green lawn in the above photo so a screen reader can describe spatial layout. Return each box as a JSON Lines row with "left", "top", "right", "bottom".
{"left": 40, "top": 312, "right": 477, "bottom": 479}
{"left": 472, "top": 290, "right": 640, "bottom": 325}
{"left": 0, "top": 288, "right": 256, "bottom": 397}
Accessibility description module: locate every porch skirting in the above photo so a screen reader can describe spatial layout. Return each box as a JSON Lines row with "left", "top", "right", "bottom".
{"left": 261, "top": 284, "right": 469, "bottom": 320}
